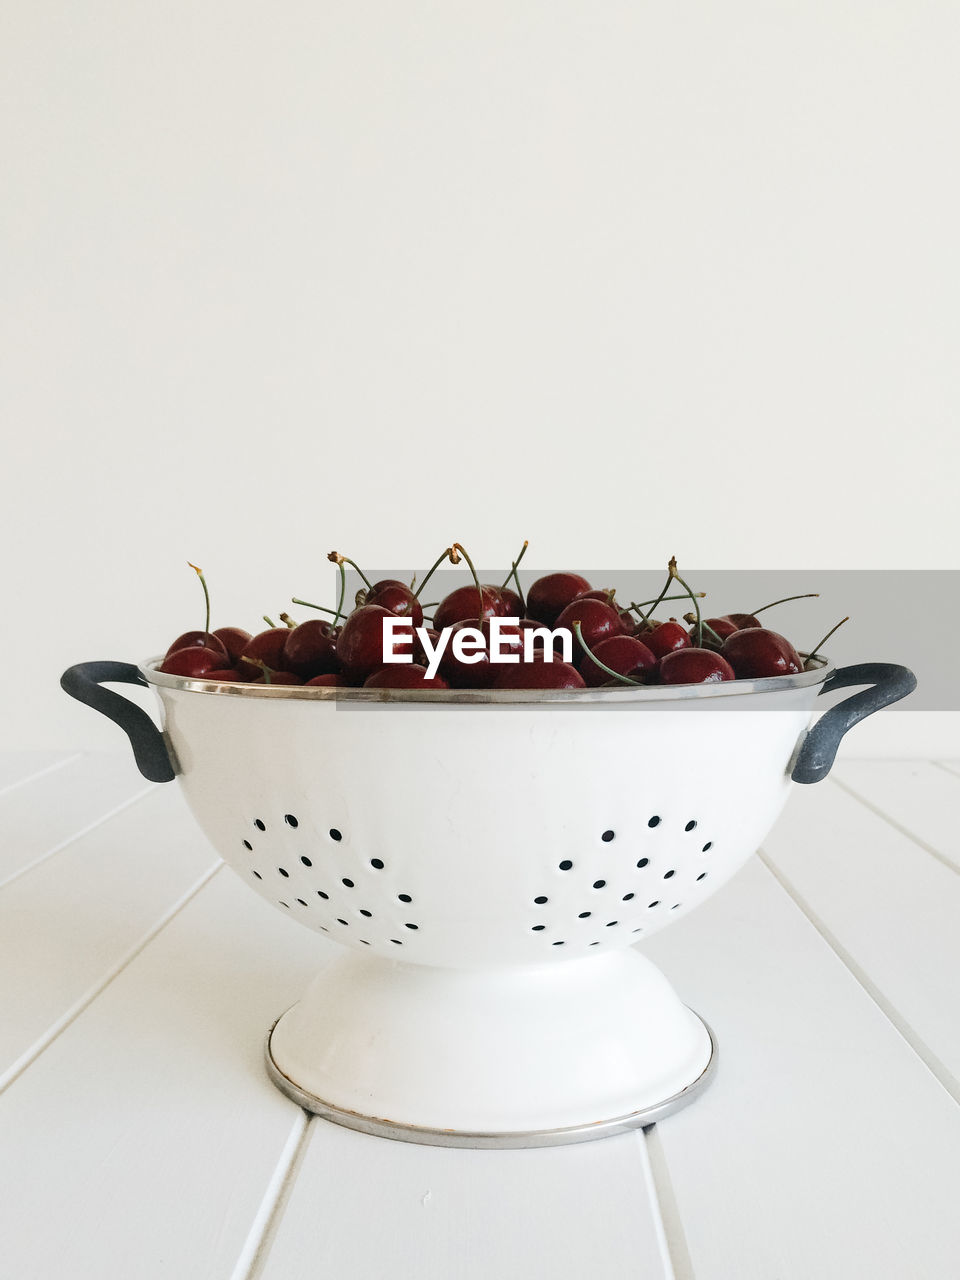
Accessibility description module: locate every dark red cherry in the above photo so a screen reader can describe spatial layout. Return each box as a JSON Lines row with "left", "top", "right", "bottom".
{"left": 726, "top": 612, "right": 762, "bottom": 630}
{"left": 722, "top": 628, "right": 803, "bottom": 678}
{"left": 412, "top": 628, "right": 441, "bottom": 666}
{"left": 497, "top": 586, "right": 524, "bottom": 618}
{"left": 337, "top": 605, "right": 415, "bottom": 680}
{"left": 205, "top": 668, "right": 243, "bottom": 682}
{"left": 439, "top": 618, "right": 523, "bottom": 687}
{"left": 579, "top": 635, "right": 657, "bottom": 687}
{"left": 526, "top": 573, "right": 592, "bottom": 627}
{"left": 305, "top": 673, "right": 349, "bottom": 686}
{"left": 492, "top": 660, "right": 586, "bottom": 690}
{"left": 689, "top": 616, "right": 739, "bottom": 651}
{"left": 164, "top": 631, "right": 228, "bottom": 662}
{"left": 365, "top": 580, "right": 424, "bottom": 629}
{"left": 432, "top": 584, "right": 504, "bottom": 630}
{"left": 237, "top": 628, "right": 293, "bottom": 680}
{"left": 210, "top": 627, "right": 252, "bottom": 664}
{"left": 159, "top": 646, "right": 225, "bottom": 677}
{"left": 364, "top": 664, "right": 450, "bottom": 689}
{"left": 282, "top": 619, "right": 339, "bottom": 677}
{"left": 554, "top": 597, "right": 627, "bottom": 660}
{"left": 659, "top": 648, "right": 735, "bottom": 685}
{"left": 253, "top": 670, "right": 303, "bottom": 685}
{"left": 636, "top": 620, "right": 690, "bottom": 660}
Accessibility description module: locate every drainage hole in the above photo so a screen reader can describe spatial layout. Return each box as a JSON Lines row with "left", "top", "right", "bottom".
{"left": 534, "top": 895, "right": 549, "bottom": 905}
{"left": 278, "top": 867, "right": 289, "bottom": 878}
{"left": 601, "top": 830, "right": 615, "bottom": 842}
{"left": 702, "top": 841, "right": 713, "bottom": 853}
{"left": 317, "top": 890, "right": 329, "bottom": 900}
{"left": 254, "top": 819, "right": 266, "bottom": 831}
{"left": 578, "top": 911, "right": 592, "bottom": 919}
{"left": 370, "top": 858, "right": 385, "bottom": 869}
{"left": 663, "top": 869, "right": 675, "bottom": 879}
{"left": 398, "top": 893, "right": 413, "bottom": 903}
{"left": 342, "top": 878, "right": 355, "bottom": 888}
{"left": 685, "top": 819, "right": 697, "bottom": 832}
{"left": 697, "top": 872, "right": 708, "bottom": 881}
{"left": 300, "top": 856, "right": 312, "bottom": 867}
{"left": 622, "top": 892, "right": 635, "bottom": 901}
{"left": 359, "top": 909, "right": 373, "bottom": 918}
{"left": 636, "top": 858, "right": 649, "bottom": 869}
{"left": 329, "top": 828, "right": 342, "bottom": 841}
{"left": 252, "top": 870, "right": 262, "bottom": 880}
{"left": 558, "top": 860, "right": 573, "bottom": 871}
{"left": 532, "top": 924, "right": 546, "bottom": 931}
{"left": 648, "top": 900, "right": 660, "bottom": 908}
{"left": 242, "top": 840, "right": 252, "bottom": 851}
{"left": 648, "top": 815, "right": 661, "bottom": 828}
{"left": 404, "top": 923, "right": 419, "bottom": 931}
{"left": 285, "top": 814, "right": 299, "bottom": 828}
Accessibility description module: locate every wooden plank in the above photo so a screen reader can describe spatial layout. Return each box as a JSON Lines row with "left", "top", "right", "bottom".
{"left": 641, "top": 853, "right": 960, "bottom": 1280}
{"left": 258, "top": 1117, "right": 671, "bottom": 1280}
{"left": 0, "top": 785, "right": 220, "bottom": 1085}
{"left": 0, "top": 752, "right": 152, "bottom": 886}
{"left": 0, "top": 750, "right": 76, "bottom": 795}
{"left": 831, "top": 760, "right": 960, "bottom": 872}
{"left": 758, "top": 778, "right": 960, "bottom": 1100}
{"left": 0, "top": 868, "right": 334, "bottom": 1280}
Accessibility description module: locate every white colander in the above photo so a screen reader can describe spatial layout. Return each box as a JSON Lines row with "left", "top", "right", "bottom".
{"left": 61, "top": 656, "right": 915, "bottom": 1147}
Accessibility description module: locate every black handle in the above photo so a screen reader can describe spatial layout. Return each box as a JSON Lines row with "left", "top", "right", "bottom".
{"left": 60, "top": 662, "right": 177, "bottom": 783}
{"left": 791, "top": 663, "right": 917, "bottom": 785}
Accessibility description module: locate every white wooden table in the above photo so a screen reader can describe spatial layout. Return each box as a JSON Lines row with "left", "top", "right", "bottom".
{"left": 2, "top": 750, "right": 959, "bottom": 1279}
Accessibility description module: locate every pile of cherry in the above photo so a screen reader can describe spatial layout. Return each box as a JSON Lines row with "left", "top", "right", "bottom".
{"left": 158, "top": 547, "right": 844, "bottom": 691}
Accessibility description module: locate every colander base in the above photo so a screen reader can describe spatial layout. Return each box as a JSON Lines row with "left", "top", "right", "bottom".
{"left": 265, "top": 1011, "right": 716, "bottom": 1148}
{"left": 263, "top": 947, "right": 716, "bottom": 1147}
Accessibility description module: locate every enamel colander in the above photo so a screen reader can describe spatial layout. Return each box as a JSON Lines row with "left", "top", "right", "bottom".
{"left": 62, "top": 656, "right": 914, "bottom": 1147}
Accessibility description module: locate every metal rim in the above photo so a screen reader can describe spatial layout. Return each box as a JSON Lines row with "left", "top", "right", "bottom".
{"left": 140, "top": 655, "right": 831, "bottom": 703}
{"left": 263, "top": 1013, "right": 718, "bottom": 1149}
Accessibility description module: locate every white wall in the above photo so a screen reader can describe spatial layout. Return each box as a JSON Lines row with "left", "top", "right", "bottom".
{"left": 2, "top": 1, "right": 957, "bottom": 752}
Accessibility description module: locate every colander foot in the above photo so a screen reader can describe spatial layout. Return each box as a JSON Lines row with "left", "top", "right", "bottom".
{"left": 264, "top": 948, "right": 717, "bottom": 1148}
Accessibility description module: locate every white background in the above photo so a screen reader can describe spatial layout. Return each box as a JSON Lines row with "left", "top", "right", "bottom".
{"left": 1, "top": 0, "right": 957, "bottom": 752}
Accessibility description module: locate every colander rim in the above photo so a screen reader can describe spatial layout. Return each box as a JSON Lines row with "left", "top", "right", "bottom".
{"left": 139, "top": 654, "right": 834, "bottom": 702}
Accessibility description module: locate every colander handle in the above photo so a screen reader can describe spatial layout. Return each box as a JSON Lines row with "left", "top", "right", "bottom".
{"left": 791, "top": 663, "right": 917, "bottom": 785}
{"left": 60, "top": 661, "right": 177, "bottom": 784}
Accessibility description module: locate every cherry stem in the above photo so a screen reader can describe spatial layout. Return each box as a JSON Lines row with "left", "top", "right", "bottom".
{"left": 451, "top": 542, "right": 484, "bottom": 622}
{"left": 669, "top": 558, "right": 703, "bottom": 647}
{"left": 291, "top": 597, "right": 338, "bottom": 616}
{"left": 572, "top": 621, "right": 643, "bottom": 686}
{"left": 639, "top": 567, "right": 679, "bottom": 629}
{"left": 332, "top": 559, "right": 347, "bottom": 629}
{"left": 751, "top": 592, "right": 820, "bottom": 615}
{"left": 414, "top": 547, "right": 454, "bottom": 599}
{"left": 278, "top": 613, "right": 298, "bottom": 630}
{"left": 246, "top": 656, "right": 275, "bottom": 685}
{"left": 327, "top": 550, "right": 372, "bottom": 590}
{"left": 683, "top": 613, "right": 725, "bottom": 647}
{"left": 499, "top": 539, "right": 529, "bottom": 609}
{"left": 187, "top": 562, "right": 211, "bottom": 638}
{"left": 806, "top": 616, "right": 849, "bottom": 664}
{"left": 628, "top": 592, "right": 705, "bottom": 617}
{"left": 263, "top": 615, "right": 276, "bottom": 628}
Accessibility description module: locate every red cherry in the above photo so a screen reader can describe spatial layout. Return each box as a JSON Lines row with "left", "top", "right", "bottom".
{"left": 364, "top": 665, "right": 450, "bottom": 689}
{"left": 432, "top": 584, "right": 504, "bottom": 630}
{"left": 412, "top": 628, "right": 441, "bottom": 666}
{"left": 689, "top": 616, "right": 739, "bottom": 651}
{"left": 722, "top": 628, "right": 803, "bottom": 678}
{"left": 205, "top": 668, "right": 243, "bottom": 682}
{"left": 497, "top": 586, "right": 524, "bottom": 618}
{"left": 726, "top": 612, "right": 762, "bottom": 630}
{"left": 579, "top": 635, "right": 657, "bottom": 687}
{"left": 554, "top": 597, "right": 627, "bottom": 660}
{"left": 237, "top": 628, "right": 294, "bottom": 680}
{"left": 159, "top": 646, "right": 225, "bottom": 677}
{"left": 253, "top": 670, "right": 304, "bottom": 685}
{"left": 305, "top": 673, "right": 350, "bottom": 686}
{"left": 211, "top": 627, "right": 252, "bottom": 664}
{"left": 636, "top": 620, "right": 690, "bottom": 660}
{"left": 365, "top": 580, "right": 424, "bottom": 629}
{"left": 439, "top": 618, "right": 523, "bottom": 687}
{"left": 660, "top": 648, "right": 735, "bottom": 685}
{"left": 337, "top": 605, "right": 415, "bottom": 680}
{"left": 282, "top": 619, "right": 340, "bottom": 677}
{"left": 164, "top": 631, "right": 228, "bottom": 662}
{"left": 526, "top": 573, "right": 592, "bottom": 627}
{"left": 492, "top": 660, "right": 586, "bottom": 690}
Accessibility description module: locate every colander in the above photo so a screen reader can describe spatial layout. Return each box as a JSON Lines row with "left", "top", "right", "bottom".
{"left": 62, "top": 656, "right": 915, "bottom": 1147}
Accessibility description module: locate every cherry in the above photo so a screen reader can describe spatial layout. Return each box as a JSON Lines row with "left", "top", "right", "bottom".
{"left": 688, "top": 616, "right": 739, "bottom": 650}
{"left": 164, "top": 631, "right": 228, "bottom": 662}
{"left": 432, "top": 584, "right": 504, "bottom": 630}
{"left": 305, "top": 673, "right": 350, "bottom": 686}
{"left": 413, "top": 628, "right": 441, "bottom": 666}
{"left": 554, "top": 597, "right": 626, "bottom": 660}
{"left": 364, "top": 665, "right": 450, "bottom": 689}
{"left": 579, "top": 635, "right": 657, "bottom": 687}
{"left": 497, "top": 586, "right": 524, "bottom": 618}
{"left": 365, "top": 580, "right": 424, "bottom": 629}
{"left": 159, "top": 646, "right": 225, "bottom": 677}
{"left": 211, "top": 627, "right": 252, "bottom": 664}
{"left": 253, "top": 670, "right": 304, "bottom": 685}
{"left": 726, "top": 612, "right": 762, "bottom": 630}
{"left": 635, "top": 620, "right": 690, "bottom": 660}
{"left": 237, "top": 628, "right": 293, "bottom": 680}
{"left": 282, "top": 619, "right": 339, "bottom": 677}
{"left": 722, "top": 628, "right": 803, "bottom": 679}
{"left": 660, "top": 648, "right": 735, "bottom": 684}
{"left": 439, "top": 618, "right": 523, "bottom": 687}
{"left": 337, "top": 604, "right": 414, "bottom": 680}
{"left": 492, "top": 660, "right": 586, "bottom": 690}
{"left": 205, "top": 668, "right": 243, "bottom": 682}
{"left": 526, "top": 573, "right": 592, "bottom": 627}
